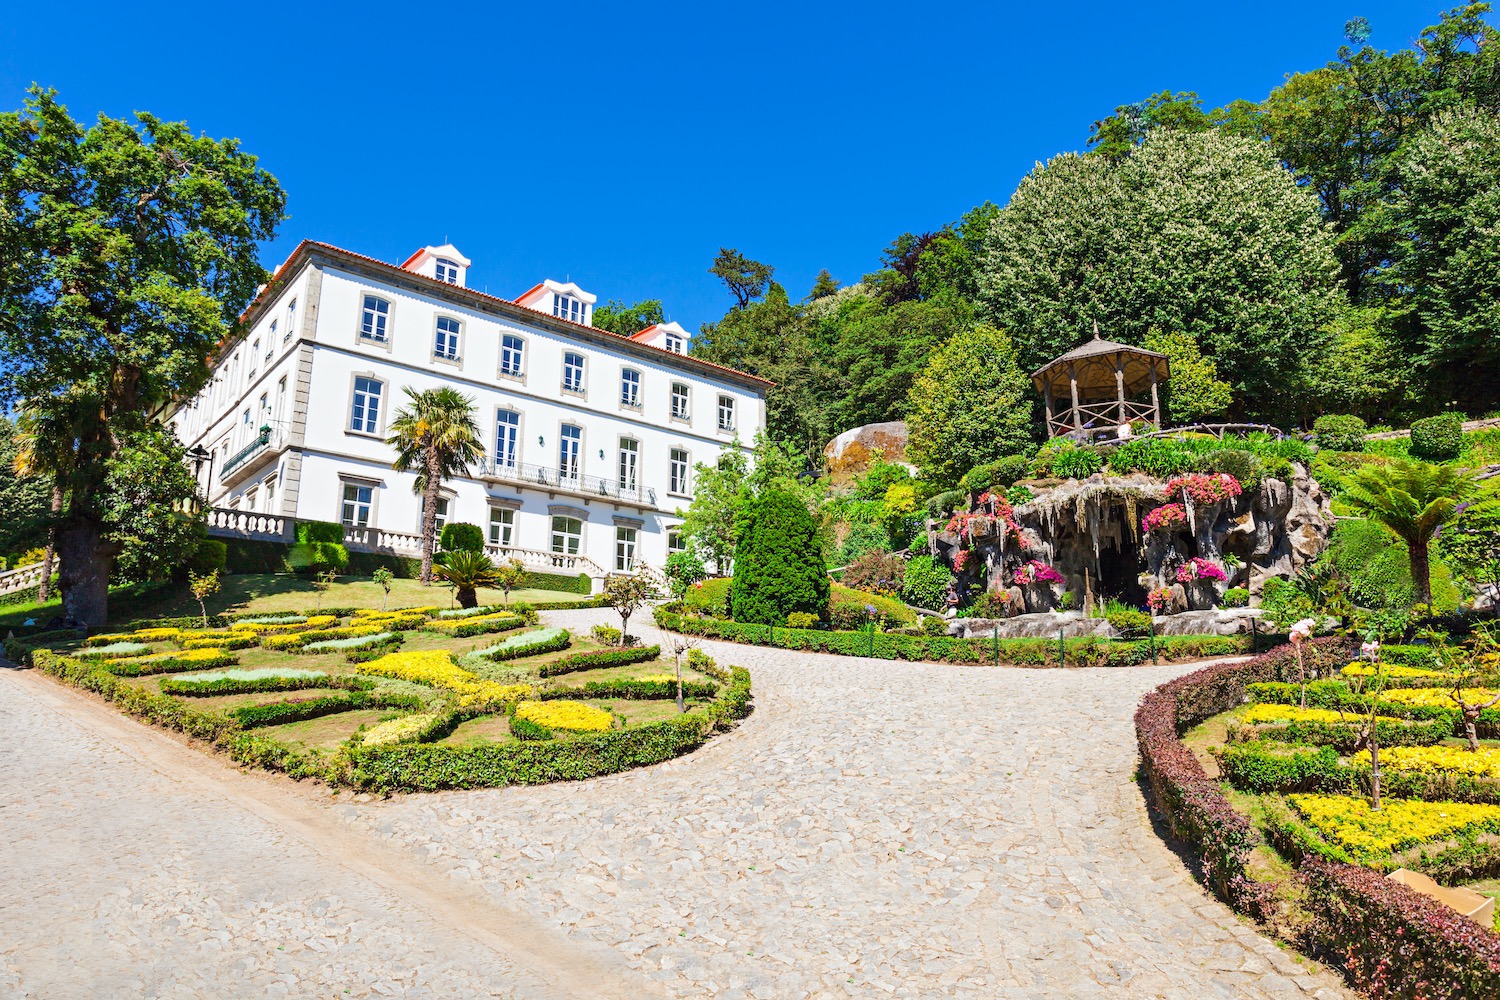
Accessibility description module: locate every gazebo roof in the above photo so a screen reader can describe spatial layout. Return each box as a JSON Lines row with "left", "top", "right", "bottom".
{"left": 1030, "top": 334, "right": 1170, "bottom": 399}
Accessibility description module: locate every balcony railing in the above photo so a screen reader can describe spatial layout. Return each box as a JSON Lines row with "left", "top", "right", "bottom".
{"left": 220, "top": 425, "right": 273, "bottom": 481}
{"left": 480, "top": 458, "right": 657, "bottom": 508}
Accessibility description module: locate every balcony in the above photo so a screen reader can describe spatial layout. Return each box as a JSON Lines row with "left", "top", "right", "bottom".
{"left": 479, "top": 458, "right": 658, "bottom": 508}
{"left": 219, "top": 424, "right": 286, "bottom": 486}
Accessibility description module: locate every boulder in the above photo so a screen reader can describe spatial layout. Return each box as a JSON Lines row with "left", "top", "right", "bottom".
{"left": 952, "top": 611, "right": 1116, "bottom": 640}
{"left": 1151, "top": 607, "right": 1265, "bottom": 636}
{"left": 824, "top": 421, "right": 911, "bottom": 484}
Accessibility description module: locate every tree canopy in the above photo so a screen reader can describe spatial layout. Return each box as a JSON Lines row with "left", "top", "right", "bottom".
{"left": 0, "top": 87, "right": 285, "bottom": 625}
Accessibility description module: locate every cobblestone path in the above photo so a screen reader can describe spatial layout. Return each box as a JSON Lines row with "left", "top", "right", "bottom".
{"left": 1, "top": 608, "right": 1354, "bottom": 999}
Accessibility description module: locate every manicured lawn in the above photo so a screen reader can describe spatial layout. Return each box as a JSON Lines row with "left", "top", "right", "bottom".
{"left": 0, "top": 573, "right": 587, "bottom": 628}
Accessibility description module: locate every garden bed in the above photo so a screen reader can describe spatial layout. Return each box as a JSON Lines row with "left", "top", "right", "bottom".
{"left": 29, "top": 604, "right": 751, "bottom": 793}
{"left": 1136, "top": 636, "right": 1500, "bottom": 996}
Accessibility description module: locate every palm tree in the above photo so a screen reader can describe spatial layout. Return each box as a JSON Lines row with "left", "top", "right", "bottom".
{"left": 434, "top": 550, "right": 500, "bottom": 608}
{"left": 1340, "top": 459, "right": 1497, "bottom": 608}
{"left": 386, "top": 387, "right": 483, "bottom": 584}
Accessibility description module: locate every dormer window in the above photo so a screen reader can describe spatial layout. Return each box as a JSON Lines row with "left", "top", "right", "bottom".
{"left": 554, "top": 294, "right": 584, "bottom": 324}
{"left": 665, "top": 333, "right": 684, "bottom": 354}
{"left": 435, "top": 258, "right": 460, "bottom": 284}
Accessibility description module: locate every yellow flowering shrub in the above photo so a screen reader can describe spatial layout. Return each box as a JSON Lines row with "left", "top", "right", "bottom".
{"left": 361, "top": 713, "right": 441, "bottom": 746}
{"left": 84, "top": 632, "right": 142, "bottom": 646}
{"left": 1242, "top": 704, "right": 1401, "bottom": 726}
{"left": 1289, "top": 794, "right": 1500, "bottom": 861}
{"left": 514, "top": 700, "right": 614, "bottom": 732}
{"left": 113, "top": 647, "right": 228, "bottom": 665}
{"left": 360, "top": 649, "right": 532, "bottom": 708}
{"left": 353, "top": 613, "right": 427, "bottom": 631}
{"left": 181, "top": 632, "right": 259, "bottom": 650}
{"left": 1341, "top": 662, "right": 1450, "bottom": 679}
{"left": 1381, "top": 688, "right": 1498, "bottom": 709}
{"left": 636, "top": 674, "right": 677, "bottom": 683}
{"left": 1351, "top": 745, "right": 1500, "bottom": 779}
{"left": 355, "top": 606, "right": 438, "bottom": 618}
{"left": 131, "top": 627, "right": 184, "bottom": 641}
{"left": 262, "top": 624, "right": 382, "bottom": 651}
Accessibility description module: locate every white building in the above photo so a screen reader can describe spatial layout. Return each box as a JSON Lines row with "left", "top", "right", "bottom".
{"left": 174, "top": 241, "right": 769, "bottom": 585}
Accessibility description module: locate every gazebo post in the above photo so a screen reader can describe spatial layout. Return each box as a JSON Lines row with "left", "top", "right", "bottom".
{"left": 1043, "top": 384, "right": 1056, "bottom": 436}
{"left": 1115, "top": 353, "right": 1127, "bottom": 427}
{"left": 1149, "top": 360, "right": 1161, "bottom": 427}
{"left": 1068, "top": 363, "right": 1082, "bottom": 432}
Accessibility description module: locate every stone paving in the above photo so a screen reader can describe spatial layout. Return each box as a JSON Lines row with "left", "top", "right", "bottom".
{"left": 0, "top": 607, "right": 1356, "bottom": 998}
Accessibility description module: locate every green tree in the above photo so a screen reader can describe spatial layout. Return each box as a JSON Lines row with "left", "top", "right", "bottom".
{"left": 709, "top": 248, "right": 774, "bottom": 309}
{"left": 664, "top": 550, "right": 707, "bottom": 598}
{"left": 493, "top": 558, "right": 527, "bottom": 604}
{"left": 102, "top": 428, "right": 205, "bottom": 584}
{"left": 592, "top": 298, "right": 665, "bottom": 336}
{"left": 906, "top": 324, "right": 1035, "bottom": 489}
{"left": 730, "top": 489, "right": 829, "bottom": 625}
{"left": 0, "top": 88, "right": 284, "bottom": 625}
{"left": 386, "top": 387, "right": 484, "bottom": 585}
{"left": 372, "top": 566, "right": 395, "bottom": 610}
{"left": 1306, "top": 306, "right": 1422, "bottom": 422}
{"left": 679, "top": 445, "right": 748, "bottom": 575}
{"left": 1389, "top": 107, "right": 1500, "bottom": 382}
{"left": 1141, "top": 328, "right": 1232, "bottom": 423}
{"left": 603, "top": 573, "right": 651, "bottom": 636}
{"left": 189, "top": 569, "right": 220, "bottom": 628}
{"left": 1338, "top": 459, "right": 1497, "bottom": 608}
{"left": 434, "top": 550, "right": 499, "bottom": 608}
{"left": 979, "top": 129, "right": 1342, "bottom": 421}
{"left": 1088, "top": 90, "right": 1261, "bottom": 160}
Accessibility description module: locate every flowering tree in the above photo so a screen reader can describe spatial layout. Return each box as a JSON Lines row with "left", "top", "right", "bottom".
{"left": 1289, "top": 617, "right": 1316, "bottom": 709}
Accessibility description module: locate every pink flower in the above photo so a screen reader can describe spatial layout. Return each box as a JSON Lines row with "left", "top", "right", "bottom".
{"left": 1014, "top": 560, "right": 1064, "bottom": 586}
{"left": 1175, "top": 558, "right": 1227, "bottom": 584}
{"left": 1142, "top": 503, "right": 1188, "bottom": 533}
{"left": 1164, "top": 473, "right": 1243, "bottom": 505}
{"left": 1289, "top": 618, "right": 1316, "bottom": 644}
{"left": 1147, "top": 587, "right": 1174, "bottom": 614}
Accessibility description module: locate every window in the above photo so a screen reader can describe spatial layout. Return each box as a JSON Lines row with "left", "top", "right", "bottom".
{"left": 495, "top": 410, "right": 520, "bottom": 471}
{"left": 249, "top": 338, "right": 260, "bottom": 376}
{"left": 341, "top": 483, "right": 373, "bottom": 526}
{"left": 230, "top": 352, "right": 241, "bottom": 390}
{"left": 500, "top": 334, "right": 524, "bottom": 376}
{"left": 435, "top": 258, "right": 459, "bottom": 284}
{"left": 241, "top": 407, "right": 252, "bottom": 444}
{"left": 671, "top": 382, "right": 690, "bottom": 419}
{"left": 717, "top": 395, "right": 735, "bottom": 431}
{"left": 360, "top": 295, "right": 390, "bottom": 342}
{"left": 558, "top": 424, "right": 581, "bottom": 484}
{"left": 665, "top": 333, "right": 684, "bottom": 354}
{"left": 669, "top": 448, "right": 690, "bottom": 495}
{"left": 266, "top": 323, "right": 276, "bottom": 358}
{"left": 275, "top": 376, "right": 287, "bottom": 425}
{"left": 667, "top": 529, "right": 686, "bottom": 554}
{"left": 434, "top": 316, "right": 461, "bottom": 361}
{"left": 562, "top": 352, "right": 585, "bottom": 392}
{"left": 421, "top": 496, "right": 450, "bottom": 532}
{"left": 553, "top": 294, "right": 583, "bottom": 323}
{"left": 257, "top": 392, "right": 270, "bottom": 429}
{"left": 488, "top": 507, "right": 514, "bottom": 547}
{"left": 550, "top": 515, "right": 582, "bottom": 555}
{"left": 620, "top": 368, "right": 641, "bottom": 407}
{"left": 244, "top": 486, "right": 258, "bottom": 511}
{"left": 615, "top": 526, "right": 637, "bottom": 572}
{"left": 618, "top": 438, "right": 639, "bottom": 492}
{"left": 285, "top": 298, "right": 296, "bottom": 342}
{"left": 350, "top": 377, "right": 382, "bottom": 433}
{"left": 263, "top": 476, "right": 277, "bottom": 514}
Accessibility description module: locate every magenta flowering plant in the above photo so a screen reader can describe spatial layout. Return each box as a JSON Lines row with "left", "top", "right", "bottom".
{"left": 1142, "top": 503, "right": 1188, "bottom": 533}
{"left": 952, "top": 549, "right": 974, "bottom": 573}
{"left": 1147, "top": 587, "right": 1174, "bottom": 614}
{"left": 1164, "top": 473, "right": 1243, "bottom": 505}
{"left": 1175, "top": 557, "right": 1227, "bottom": 584}
{"left": 1014, "top": 559, "right": 1064, "bottom": 585}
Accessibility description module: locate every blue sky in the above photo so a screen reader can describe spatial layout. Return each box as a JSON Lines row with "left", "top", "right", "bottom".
{"left": 0, "top": 2, "right": 1472, "bottom": 331}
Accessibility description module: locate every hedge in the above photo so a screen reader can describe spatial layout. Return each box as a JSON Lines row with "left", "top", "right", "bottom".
{"left": 537, "top": 644, "right": 661, "bottom": 678}
{"left": 101, "top": 651, "right": 240, "bottom": 677}
{"left": 339, "top": 666, "right": 751, "bottom": 792}
{"left": 1136, "top": 636, "right": 1500, "bottom": 995}
{"left": 1410, "top": 413, "right": 1465, "bottom": 462}
{"left": 230, "top": 693, "right": 366, "bottom": 729}
{"left": 653, "top": 605, "right": 1247, "bottom": 667}
{"left": 470, "top": 627, "right": 571, "bottom": 662}
{"left": 1216, "top": 742, "right": 1500, "bottom": 807}
{"left": 1228, "top": 715, "right": 1452, "bottom": 752}
{"left": 423, "top": 613, "right": 528, "bottom": 639}
{"left": 160, "top": 671, "right": 364, "bottom": 697}
{"left": 539, "top": 678, "right": 719, "bottom": 701}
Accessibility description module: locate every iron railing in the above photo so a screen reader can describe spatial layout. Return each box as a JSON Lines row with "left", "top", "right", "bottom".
{"left": 480, "top": 458, "right": 658, "bottom": 507}
{"left": 220, "top": 425, "right": 273, "bottom": 480}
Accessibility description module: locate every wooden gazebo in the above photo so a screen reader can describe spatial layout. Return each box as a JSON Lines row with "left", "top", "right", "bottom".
{"left": 1030, "top": 328, "right": 1171, "bottom": 438}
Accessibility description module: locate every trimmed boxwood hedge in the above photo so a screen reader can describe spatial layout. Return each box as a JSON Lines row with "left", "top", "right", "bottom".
{"left": 1215, "top": 742, "right": 1500, "bottom": 806}
{"left": 539, "top": 678, "right": 718, "bottom": 701}
{"left": 1228, "top": 715, "right": 1451, "bottom": 752}
{"left": 102, "top": 651, "right": 240, "bottom": 677}
{"left": 160, "top": 671, "right": 368, "bottom": 697}
{"left": 536, "top": 644, "right": 661, "bottom": 678}
{"left": 1136, "top": 637, "right": 1500, "bottom": 996}
{"left": 654, "top": 605, "right": 1246, "bottom": 667}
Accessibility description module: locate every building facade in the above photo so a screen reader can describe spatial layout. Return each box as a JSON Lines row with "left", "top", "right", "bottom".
{"left": 173, "top": 241, "right": 769, "bottom": 584}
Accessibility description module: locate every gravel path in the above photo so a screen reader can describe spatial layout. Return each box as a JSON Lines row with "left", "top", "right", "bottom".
{"left": 1, "top": 609, "right": 1354, "bottom": 998}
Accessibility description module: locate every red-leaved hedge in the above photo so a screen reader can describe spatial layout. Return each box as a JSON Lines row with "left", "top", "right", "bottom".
{"left": 1136, "top": 635, "right": 1500, "bottom": 996}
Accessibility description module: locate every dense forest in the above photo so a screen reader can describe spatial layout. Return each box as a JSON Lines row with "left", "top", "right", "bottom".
{"left": 644, "top": 6, "right": 1500, "bottom": 464}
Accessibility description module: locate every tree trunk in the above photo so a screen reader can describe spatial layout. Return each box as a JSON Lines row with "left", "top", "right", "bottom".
{"left": 1466, "top": 710, "right": 1481, "bottom": 752}
{"left": 457, "top": 585, "right": 477, "bottom": 608}
{"left": 420, "top": 444, "right": 440, "bottom": 585}
{"left": 37, "top": 483, "right": 63, "bottom": 603}
{"left": 1369, "top": 736, "right": 1382, "bottom": 811}
{"left": 1409, "top": 540, "right": 1432, "bottom": 610}
{"left": 57, "top": 517, "right": 114, "bottom": 628}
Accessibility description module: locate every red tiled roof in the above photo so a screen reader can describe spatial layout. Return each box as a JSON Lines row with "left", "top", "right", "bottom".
{"left": 233, "top": 240, "right": 773, "bottom": 389}
{"left": 512, "top": 281, "right": 546, "bottom": 305}
{"left": 398, "top": 248, "right": 426, "bottom": 269}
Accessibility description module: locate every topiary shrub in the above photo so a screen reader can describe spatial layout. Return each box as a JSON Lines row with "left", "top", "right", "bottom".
{"left": 1409, "top": 413, "right": 1464, "bottom": 461}
{"left": 1313, "top": 414, "right": 1367, "bottom": 453}
{"left": 901, "top": 554, "right": 952, "bottom": 611}
{"left": 1199, "top": 449, "right": 1264, "bottom": 492}
{"left": 730, "top": 489, "right": 829, "bottom": 625}
{"left": 959, "top": 454, "right": 1033, "bottom": 495}
{"left": 189, "top": 538, "right": 228, "bottom": 575}
{"left": 1106, "top": 607, "right": 1151, "bottom": 637}
{"left": 295, "top": 520, "right": 344, "bottom": 544}
{"left": 438, "top": 522, "right": 485, "bottom": 553}
{"left": 921, "top": 615, "right": 948, "bottom": 637}
{"left": 287, "top": 541, "right": 349, "bottom": 574}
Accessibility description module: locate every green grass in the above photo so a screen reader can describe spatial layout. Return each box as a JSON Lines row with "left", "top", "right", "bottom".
{"left": 0, "top": 573, "right": 586, "bottom": 628}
